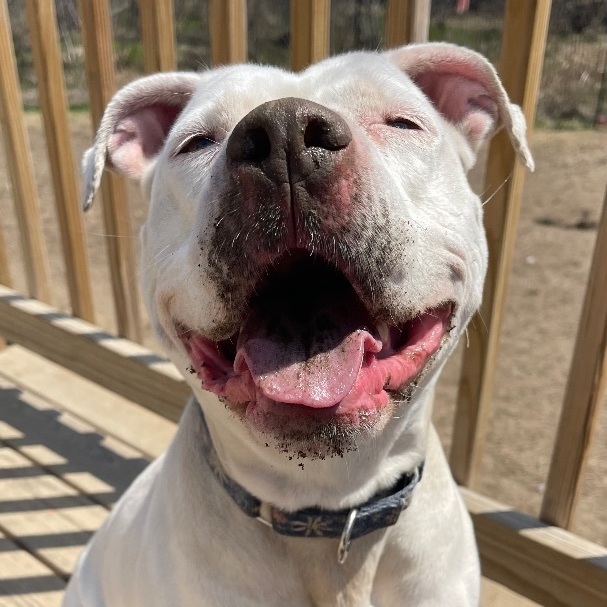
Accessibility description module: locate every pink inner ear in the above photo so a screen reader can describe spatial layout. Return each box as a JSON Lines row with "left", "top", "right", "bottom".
{"left": 414, "top": 72, "right": 498, "bottom": 148}
{"left": 107, "top": 104, "right": 181, "bottom": 180}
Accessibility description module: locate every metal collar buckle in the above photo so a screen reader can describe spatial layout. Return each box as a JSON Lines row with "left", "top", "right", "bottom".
{"left": 255, "top": 514, "right": 273, "bottom": 528}
{"left": 337, "top": 508, "right": 358, "bottom": 564}
{"left": 255, "top": 502, "right": 273, "bottom": 528}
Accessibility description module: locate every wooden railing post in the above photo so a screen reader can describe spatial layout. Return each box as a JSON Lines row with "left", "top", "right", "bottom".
{"left": 0, "top": 218, "right": 11, "bottom": 289}
{"left": 540, "top": 187, "right": 607, "bottom": 528}
{"left": 209, "top": 0, "right": 248, "bottom": 65}
{"left": 449, "top": 0, "right": 552, "bottom": 488}
{"left": 77, "top": 0, "right": 143, "bottom": 342}
{"left": 138, "top": 0, "right": 176, "bottom": 73}
{"left": 385, "top": 0, "right": 431, "bottom": 47}
{"left": 0, "top": 284, "right": 190, "bottom": 422}
{"left": 0, "top": 219, "right": 9, "bottom": 348}
{"left": 24, "top": 0, "right": 95, "bottom": 321}
{"left": 290, "top": 0, "right": 330, "bottom": 72}
{"left": 0, "top": 0, "right": 51, "bottom": 303}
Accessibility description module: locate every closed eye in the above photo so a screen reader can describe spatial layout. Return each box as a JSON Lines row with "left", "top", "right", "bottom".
{"left": 177, "top": 134, "right": 218, "bottom": 154}
{"left": 386, "top": 118, "right": 422, "bottom": 131}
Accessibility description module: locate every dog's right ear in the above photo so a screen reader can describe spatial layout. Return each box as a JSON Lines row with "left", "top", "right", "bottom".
{"left": 81, "top": 72, "right": 201, "bottom": 211}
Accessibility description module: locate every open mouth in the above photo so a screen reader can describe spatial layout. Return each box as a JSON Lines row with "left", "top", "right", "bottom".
{"left": 178, "top": 255, "right": 453, "bottom": 428}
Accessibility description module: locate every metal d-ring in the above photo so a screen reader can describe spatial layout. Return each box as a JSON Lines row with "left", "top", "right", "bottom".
{"left": 337, "top": 508, "right": 358, "bottom": 564}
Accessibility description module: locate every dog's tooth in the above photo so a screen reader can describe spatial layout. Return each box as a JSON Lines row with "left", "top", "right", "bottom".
{"left": 378, "top": 322, "right": 390, "bottom": 344}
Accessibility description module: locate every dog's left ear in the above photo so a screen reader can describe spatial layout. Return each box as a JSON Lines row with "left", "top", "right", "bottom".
{"left": 81, "top": 72, "right": 201, "bottom": 211}
{"left": 387, "top": 42, "right": 534, "bottom": 171}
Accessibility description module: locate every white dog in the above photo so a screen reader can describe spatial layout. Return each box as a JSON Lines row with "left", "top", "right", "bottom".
{"left": 65, "top": 43, "right": 533, "bottom": 607}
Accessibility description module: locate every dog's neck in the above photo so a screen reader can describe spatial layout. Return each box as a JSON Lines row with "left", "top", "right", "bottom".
{"left": 192, "top": 402, "right": 423, "bottom": 562}
{"left": 165, "top": 399, "right": 397, "bottom": 606}
{"left": 193, "top": 381, "right": 436, "bottom": 513}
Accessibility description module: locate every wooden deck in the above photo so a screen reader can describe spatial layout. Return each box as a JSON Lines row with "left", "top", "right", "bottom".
{"left": 0, "top": 344, "right": 538, "bottom": 607}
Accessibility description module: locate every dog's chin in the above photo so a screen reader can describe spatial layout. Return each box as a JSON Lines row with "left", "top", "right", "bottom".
{"left": 174, "top": 256, "right": 454, "bottom": 458}
{"left": 223, "top": 392, "right": 399, "bottom": 460}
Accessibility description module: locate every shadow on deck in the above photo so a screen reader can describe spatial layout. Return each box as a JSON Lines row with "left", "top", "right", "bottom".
{"left": 0, "top": 344, "right": 538, "bottom": 607}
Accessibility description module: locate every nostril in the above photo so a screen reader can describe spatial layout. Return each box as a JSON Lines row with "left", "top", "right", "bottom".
{"left": 303, "top": 116, "right": 351, "bottom": 152}
{"left": 241, "top": 127, "right": 271, "bottom": 162}
{"left": 304, "top": 118, "right": 330, "bottom": 149}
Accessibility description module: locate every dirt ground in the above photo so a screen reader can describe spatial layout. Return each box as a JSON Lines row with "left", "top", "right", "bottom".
{"left": 0, "top": 114, "right": 606, "bottom": 547}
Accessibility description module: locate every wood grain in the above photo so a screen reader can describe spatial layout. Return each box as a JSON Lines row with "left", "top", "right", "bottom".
{"left": 77, "top": 0, "right": 143, "bottom": 341}
{"left": 0, "top": 371, "right": 155, "bottom": 508}
{"left": 138, "top": 0, "right": 176, "bottom": 72}
{"left": 290, "top": 0, "right": 330, "bottom": 71}
{"left": 0, "top": 0, "right": 50, "bottom": 303}
{"left": 0, "top": 446, "right": 106, "bottom": 578}
{"left": 0, "top": 346, "right": 176, "bottom": 459}
{"left": 209, "top": 0, "right": 248, "bottom": 65}
{"left": 0, "top": 336, "right": 605, "bottom": 605}
{"left": 384, "top": 0, "right": 431, "bottom": 47}
{"left": 0, "top": 286, "right": 189, "bottom": 423}
{"left": 0, "top": 214, "right": 11, "bottom": 289}
{"left": 540, "top": 186, "right": 607, "bottom": 527}
{"left": 24, "top": 0, "right": 95, "bottom": 322}
{"left": 464, "top": 488, "right": 607, "bottom": 607}
{"left": 0, "top": 529, "right": 65, "bottom": 607}
{"left": 450, "top": 0, "right": 552, "bottom": 488}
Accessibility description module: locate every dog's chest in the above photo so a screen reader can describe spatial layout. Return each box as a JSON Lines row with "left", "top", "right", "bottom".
{"left": 291, "top": 535, "right": 386, "bottom": 607}
{"left": 150, "top": 403, "right": 388, "bottom": 607}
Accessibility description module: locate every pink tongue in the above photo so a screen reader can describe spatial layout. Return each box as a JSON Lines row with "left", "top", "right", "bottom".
{"left": 234, "top": 299, "right": 380, "bottom": 408}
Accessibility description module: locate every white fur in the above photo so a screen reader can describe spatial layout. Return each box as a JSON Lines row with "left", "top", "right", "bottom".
{"left": 65, "top": 44, "right": 532, "bottom": 607}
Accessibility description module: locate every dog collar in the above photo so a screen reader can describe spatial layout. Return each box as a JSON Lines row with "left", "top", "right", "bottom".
{"left": 196, "top": 407, "right": 423, "bottom": 563}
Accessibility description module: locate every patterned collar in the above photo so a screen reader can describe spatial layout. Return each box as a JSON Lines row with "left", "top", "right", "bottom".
{"left": 196, "top": 406, "right": 424, "bottom": 563}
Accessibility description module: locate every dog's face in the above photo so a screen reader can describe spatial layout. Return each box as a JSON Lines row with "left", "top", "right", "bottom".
{"left": 84, "top": 43, "right": 532, "bottom": 462}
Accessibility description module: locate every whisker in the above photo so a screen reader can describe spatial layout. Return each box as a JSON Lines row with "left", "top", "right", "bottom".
{"left": 476, "top": 310, "right": 489, "bottom": 334}
{"left": 139, "top": 245, "right": 173, "bottom": 273}
{"left": 214, "top": 208, "right": 239, "bottom": 227}
{"left": 482, "top": 173, "right": 512, "bottom": 207}
{"left": 85, "top": 231, "right": 139, "bottom": 239}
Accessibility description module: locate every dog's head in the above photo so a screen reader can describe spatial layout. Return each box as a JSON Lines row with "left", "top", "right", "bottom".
{"left": 84, "top": 43, "right": 532, "bottom": 464}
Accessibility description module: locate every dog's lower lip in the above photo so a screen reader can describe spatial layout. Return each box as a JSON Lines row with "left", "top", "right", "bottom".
{"left": 176, "top": 301, "right": 454, "bottom": 421}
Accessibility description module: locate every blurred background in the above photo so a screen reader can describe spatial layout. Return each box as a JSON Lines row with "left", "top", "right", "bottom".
{"left": 6, "top": 0, "right": 607, "bottom": 128}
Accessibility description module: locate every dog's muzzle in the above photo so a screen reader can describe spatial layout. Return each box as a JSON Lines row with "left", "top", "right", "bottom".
{"left": 223, "top": 97, "right": 355, "bottom": 244}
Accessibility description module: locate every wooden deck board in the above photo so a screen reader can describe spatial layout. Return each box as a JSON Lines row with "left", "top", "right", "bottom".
{"left": 0, "top": 445, "right": 107, "bottom": 577}
{"left": 0, "top": 376, "right": 151, "bottom": 508}
{"left": 0, "top": 345, "right": 175, "bottom": 458}
{"left": 0, "top": 346, "right": 162, "bottom": 604}
{"left": 0, "top": 530, "right": 65, "bottom": 607}
{"left": 0, "top": 345, "right": 542, "bottom": 606}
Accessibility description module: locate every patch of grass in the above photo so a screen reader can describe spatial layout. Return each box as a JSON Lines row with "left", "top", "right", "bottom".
{"left": 67, "top": 103, "right": 91, "bottom": 113}
{"left": 535, "top": 116, "right": 595, "bottom": 131}
{"left": 23, "top": 103, "right": 90, "bottom": 113}
{"left": 429, "top": 23, "right": 502, "bottom": 64}
{"left": 114, "top": 40, "right": 144, "bottom": 71}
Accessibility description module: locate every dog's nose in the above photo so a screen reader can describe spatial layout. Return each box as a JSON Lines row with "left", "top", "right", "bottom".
{"left": 226, "top": 97, "right": 352, "bottom": 182}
